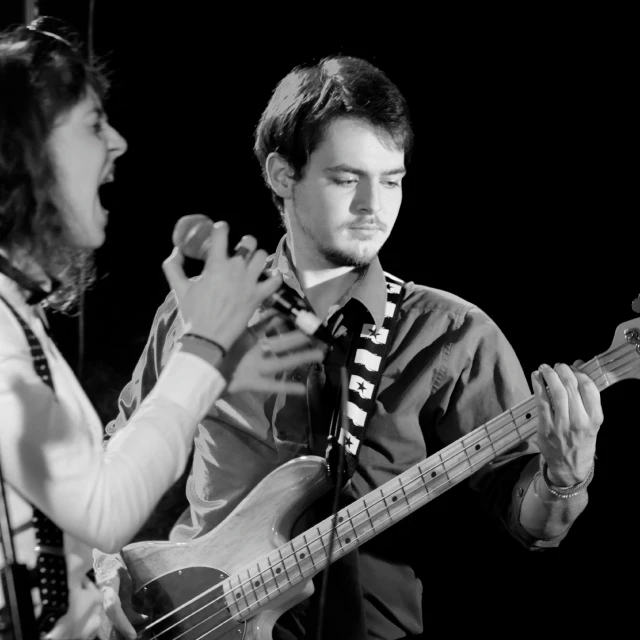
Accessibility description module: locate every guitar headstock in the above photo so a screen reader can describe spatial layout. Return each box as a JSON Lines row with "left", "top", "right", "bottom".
{"left": 599, "top": 318, "right": 640, "bottom": 386}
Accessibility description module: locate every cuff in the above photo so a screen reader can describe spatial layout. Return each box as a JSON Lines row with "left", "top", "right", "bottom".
{"left": 508, "top": 454, "right": 570, "bottom": 550}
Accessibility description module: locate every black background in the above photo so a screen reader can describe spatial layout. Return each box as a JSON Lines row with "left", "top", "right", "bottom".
{"left": 1, "top": 1, "right": 637, "bottom": 635}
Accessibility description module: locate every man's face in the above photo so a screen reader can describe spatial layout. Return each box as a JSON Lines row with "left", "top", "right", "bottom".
{"left": 286, "top": 117, "right": 406, "bottom": 268}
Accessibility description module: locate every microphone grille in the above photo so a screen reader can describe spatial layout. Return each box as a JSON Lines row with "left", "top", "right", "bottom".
{"left": 172, "top": 214, "right": 214, "bottom": 260}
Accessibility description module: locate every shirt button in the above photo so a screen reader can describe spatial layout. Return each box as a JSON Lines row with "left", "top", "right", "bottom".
{"left": 517, "top": 488, "right": 524, "bottom": 497}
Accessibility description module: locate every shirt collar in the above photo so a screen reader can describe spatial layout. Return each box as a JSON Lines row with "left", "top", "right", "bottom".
{"left": 268, "top": 236, "right": 388, "bottom": 330}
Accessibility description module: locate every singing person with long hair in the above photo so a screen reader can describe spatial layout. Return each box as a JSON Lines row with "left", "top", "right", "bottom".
{"left": 0, "top": 17, "right": 324, "bottom": 639}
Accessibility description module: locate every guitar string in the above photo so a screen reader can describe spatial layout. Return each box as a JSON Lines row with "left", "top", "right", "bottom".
{"left": 142, "top": 348, "right": 636, "bottom": 639}
{"left": 141, "top": 346, "right": 638, "bottom": 639}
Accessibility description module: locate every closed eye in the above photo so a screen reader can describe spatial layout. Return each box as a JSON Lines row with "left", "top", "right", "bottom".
{"left": 331, "top": 178, "right": 358, "bottom": 186}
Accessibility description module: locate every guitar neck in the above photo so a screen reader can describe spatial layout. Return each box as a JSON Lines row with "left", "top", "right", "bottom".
{"left": 225, "top": 340, "right": 634, "bottom": 617}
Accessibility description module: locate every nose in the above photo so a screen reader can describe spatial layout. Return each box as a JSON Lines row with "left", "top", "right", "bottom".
{"left": 355, "top": 179, "right": 382, "bottom": 216}
{"left": 107, "top": 123, "right": 128, "bottom": 159}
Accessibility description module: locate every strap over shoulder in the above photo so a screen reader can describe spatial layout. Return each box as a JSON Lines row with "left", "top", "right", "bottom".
{"left": 325, "top": 272, "right": 407, "bottom": 485}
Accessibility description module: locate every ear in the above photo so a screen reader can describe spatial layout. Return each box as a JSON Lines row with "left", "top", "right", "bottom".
{"left": 265, "top": 152, "right": 295, "bottom": 199}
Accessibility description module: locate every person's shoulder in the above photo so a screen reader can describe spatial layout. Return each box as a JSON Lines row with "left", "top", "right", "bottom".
{"left": 388, "top": 276, "right": 499, "bottom": 340}
{"left": 398, "top": 279, "right": 478, "bottom": 320}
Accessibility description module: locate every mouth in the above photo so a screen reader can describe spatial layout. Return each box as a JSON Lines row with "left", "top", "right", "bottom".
{"left": 348, "top": 218, "right": 384, "bottom": 232}
{"left": 349, "top": 224, "right": 384, "bottom": 232}
{"left": 100, "top": 167, "right": 115, "bottom": 186}
{"left": 98, "top": 166, "right": 116, "bottom": 213}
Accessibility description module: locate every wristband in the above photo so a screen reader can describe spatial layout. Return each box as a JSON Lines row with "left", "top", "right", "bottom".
{"left": 541, "top": 458, "right": 595, "bottom": 499}
{"left": 181, "top": 332, "right": 228, "bottom": 357}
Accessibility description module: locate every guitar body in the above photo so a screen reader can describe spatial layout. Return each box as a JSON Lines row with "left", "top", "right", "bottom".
{"left": 103, "top": 456, "right": 331, "bottom": 640}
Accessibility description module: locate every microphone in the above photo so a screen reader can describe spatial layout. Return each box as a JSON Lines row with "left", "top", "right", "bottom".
{"left": 172, "top": 214, "right": 334, "bottom": 344}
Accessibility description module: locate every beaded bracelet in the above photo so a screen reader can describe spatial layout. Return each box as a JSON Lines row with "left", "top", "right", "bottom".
{"left": 541, "top": 459, "right": 595, "bottom": 499}
{"left": 181, "top": 332, "right": 228, "bottom": 357}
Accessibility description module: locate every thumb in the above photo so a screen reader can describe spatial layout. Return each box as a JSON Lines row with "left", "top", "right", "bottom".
{"left": 102, "top": 586, "right": 139, "bottom": 640}
{"left": 162, "top": 246, "right": 187, "bottom": 299}
{"left": 253, "top": 273, "right": 283, "bottom": 305}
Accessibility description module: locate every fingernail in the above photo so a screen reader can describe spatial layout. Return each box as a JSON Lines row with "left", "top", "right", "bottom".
{"left": 538, "top": 364, "right": 550, "bottom": 371}
{"left": 213, "top": 220, "right": 227, "bottom": 228}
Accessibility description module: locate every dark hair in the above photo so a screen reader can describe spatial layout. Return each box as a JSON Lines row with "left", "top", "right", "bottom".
{"left": 0, "top": 17, "right": 108, "bottom": 313}
{"left": 254, "top": 55, "right": 414, "bottom": 214}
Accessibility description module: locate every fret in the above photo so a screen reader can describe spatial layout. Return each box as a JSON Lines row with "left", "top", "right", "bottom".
{"left": 459, "top": 435, "right": 473, "bottom": 472}
{"left": 342, "top": 506, "right": 358, "bottom": 546}
{"left": 381, "top": 486, "right": 395, "bottom": 521}
{"left": 512, "top": 405, "right": 536, "bottom": 435}
{"left": 491, "top": 423, "right": 524, "bottom": 453}
{"left": 386, "top": 481, "right": 407, "bottom": 517}
{"left": 299, "top": 532, "right": 316, "bottom": 570}
{"left": 283, "top": 542, "right": 304, "bottom": 579}
{"left": 265, "top": 555, "right": 284, "bottom": 594}
{"left": 436, "top": 451, "right": 452, "bottom": 483}
{"left": 230, "top": 570, "right": 253, "bottom": 616}
{"left": 274, "top": 544, "right": 292, "bottom": 585}
{"left": 289, "top": 539, "right": 310, "bottom": 579}
{"left": 592, "top": 356, "right": 609, "bottom": 390}
{"left": 396, "top": 478, "right": 414, "bottom": 514}
{"left": 359, "top": 495, "right": 376, "bottom": 535}
{"left": 315, "top": 525, "right": 329, "bottom": 561}
{"left": 444, "top": 443, "right": 474, "bottom": 477}
{"left": 246, "top": 568, "right": 263, "bottom": 612}
{"left": 481, "top": 423, "right": 497, "bottom": 453}
{"left": 251, "top": 562, "right": 271, "bottom": 603}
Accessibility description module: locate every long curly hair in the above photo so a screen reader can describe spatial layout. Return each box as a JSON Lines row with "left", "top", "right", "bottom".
{"left": 0, "top": 17, "right": 109, "bottom": 313}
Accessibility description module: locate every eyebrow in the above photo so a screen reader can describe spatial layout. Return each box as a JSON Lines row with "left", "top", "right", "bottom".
{"left": 324, "top": 164, "right": 406, "bottom": 177}
{"left": 85, "top": 105, "right": 105, "bottom": 119}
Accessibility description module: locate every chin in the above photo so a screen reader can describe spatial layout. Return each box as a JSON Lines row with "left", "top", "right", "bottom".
{"left": 321, "top": 243, "right": 380, "bottom": 268}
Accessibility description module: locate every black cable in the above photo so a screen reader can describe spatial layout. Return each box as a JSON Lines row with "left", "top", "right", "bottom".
{"left": 316, "top": 365, "right": 349, "bottom": 640}
{"left": 87, "top": 0, "right": 95, "bottom": 60}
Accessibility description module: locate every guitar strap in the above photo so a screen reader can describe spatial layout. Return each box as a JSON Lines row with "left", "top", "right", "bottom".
{"left": 0, "top": 293, "right": 69, "bottom": 635}
{"left": 324, "top": 272, "right": 406, "bottom": 486}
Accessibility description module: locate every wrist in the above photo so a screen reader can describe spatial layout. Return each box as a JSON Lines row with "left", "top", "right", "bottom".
{"left": 540, "top": 456, "right": 595, "bottom": 499}
{"left": 545, "top": 459, "right": 594, "bottom": 487}
{"left": 178, "top": 333, "right": 228, "bottom": 379}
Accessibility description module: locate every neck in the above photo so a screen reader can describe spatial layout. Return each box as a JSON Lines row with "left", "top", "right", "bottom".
{"left": 285, "top": 232, "right": 360, "bottom": 321}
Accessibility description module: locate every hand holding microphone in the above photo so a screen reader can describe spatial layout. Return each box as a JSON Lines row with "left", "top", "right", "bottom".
{"left": 172, "top": 214, "right": 334, "bottom": 344}
{"left": 162, "top": 219, "right": 279, "bottom": 351}
{"left": 161, "top": 216, "right": 326, "bottom": 395}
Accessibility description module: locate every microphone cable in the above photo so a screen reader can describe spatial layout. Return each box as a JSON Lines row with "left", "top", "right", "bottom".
{"left": 316, "top": 365, "right": 349, "bottom": 640}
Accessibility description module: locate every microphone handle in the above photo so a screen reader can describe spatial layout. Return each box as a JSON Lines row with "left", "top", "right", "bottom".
{"left": 264, "top": 287, "right": 334, "bottom": 344}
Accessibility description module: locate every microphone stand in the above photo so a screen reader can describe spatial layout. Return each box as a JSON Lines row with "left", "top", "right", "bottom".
{"left": 0, "top": 447, "right": 37, "bottom": 640}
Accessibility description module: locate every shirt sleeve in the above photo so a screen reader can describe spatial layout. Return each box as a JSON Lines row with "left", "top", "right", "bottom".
{"left": 421, "top": 305, "right": 560, "bottom": 549}
{"left": 0, "top": 293, "right": 225, "bottom": 554}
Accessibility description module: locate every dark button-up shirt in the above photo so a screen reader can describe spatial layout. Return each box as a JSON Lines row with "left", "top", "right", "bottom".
{"left": 106, "top": 237, "right": 564, "bottom": 639}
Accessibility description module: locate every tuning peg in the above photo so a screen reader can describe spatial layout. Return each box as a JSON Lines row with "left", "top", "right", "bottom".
{"left": 632, "top": 295, "right": 640, "bottom": 314}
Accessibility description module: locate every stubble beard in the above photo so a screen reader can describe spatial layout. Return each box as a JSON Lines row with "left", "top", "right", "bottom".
{"left": 290, "top": 195, "right": 384, "bottom": 269}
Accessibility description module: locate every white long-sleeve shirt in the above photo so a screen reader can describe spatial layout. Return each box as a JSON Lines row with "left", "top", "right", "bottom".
{"left": 0, "top": 271, "right": 225, "bottom": 639}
